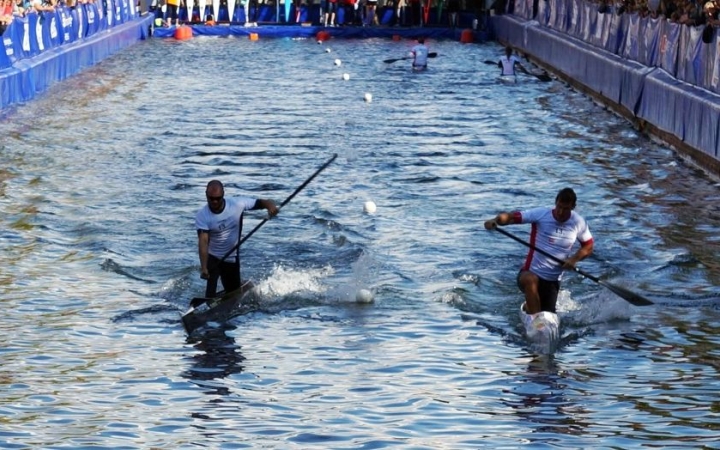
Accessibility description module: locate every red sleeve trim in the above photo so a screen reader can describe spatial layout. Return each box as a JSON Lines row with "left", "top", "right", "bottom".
{"left": 511, "top": 211, "right": 522, "bottom": 224}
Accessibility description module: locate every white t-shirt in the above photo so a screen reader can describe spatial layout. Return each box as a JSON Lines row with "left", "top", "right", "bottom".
{"left": 411, "top": 44, "right": 429, "bottom": 67}
{"left": 515, "top": 207, "right": 593, "bottom": 281}
{"left": 499, "top": 55, "right": 520, "bottom": 76}
{"left": 195, "top": 196, "right": 257, "bottom": 260}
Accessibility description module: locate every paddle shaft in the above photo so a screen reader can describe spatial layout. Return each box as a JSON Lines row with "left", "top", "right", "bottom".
{"left": 493, "top": 227, "right": 653, "bottom": 306}
{"left": 218, "top": 153, "right": 338, "bottom": 262}
{"left": 384, "top": 52, "right": 437, "bottom": 64}
{"left": 483, "top": 60, "right": 551, "bottom": 82}
{"left": 494, "top": 227, "right": 599, "bottom": 282}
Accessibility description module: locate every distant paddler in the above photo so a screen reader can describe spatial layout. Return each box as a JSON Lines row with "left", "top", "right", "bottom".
{"left": 196, "top": 180, "right": 279, "bottom": 298}
{"left": 410, "top": 37, "right": 429, "bottom": 71}
{"left": 492, "top": 46, "right": 531, "bottom": 80}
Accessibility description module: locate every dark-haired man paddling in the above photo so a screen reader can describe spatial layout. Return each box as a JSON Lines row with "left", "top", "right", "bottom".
{"left": 498, "top": 46, "right": 530, "bottom": 77}
{"left": 484, "top": 187, "right": 594, "bottom": 315}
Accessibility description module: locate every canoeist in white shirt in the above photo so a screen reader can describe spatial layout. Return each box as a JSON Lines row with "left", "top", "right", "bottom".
{"left": 497, "top": 46, "right": 530, "bottom": 77}
{"left": 195, "top": 180, "right": 278, "bottom": 297}
{"left": 410, "top": 37, "right": 429, "bottom": 70}
{"left": 484, "top": 187, "right": 594, "bottom": 314}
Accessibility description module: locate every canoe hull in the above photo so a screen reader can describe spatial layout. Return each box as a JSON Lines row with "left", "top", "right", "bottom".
{"left": 181, "top": 281, "right": 256, "bottom": 334}
{"left": 519, "top": 303, "right": 560, "bottom": 353}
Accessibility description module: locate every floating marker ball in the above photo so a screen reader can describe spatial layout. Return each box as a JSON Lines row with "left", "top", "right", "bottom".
{"left": 334, "top": 58, "right": 342, "bottom": 66}
{"left": 326, "top": 48, "right": 332, "bottom": 53}
{"left": 342, "top": 73, "right": 350, "bottom": 81}
{"left": 363, "top": 201, "right": 377, "bottom": 213}
{"left": 364, "top": 93, "right": 372, "bottom": 103}
{"left": 356, "top": 289, "right": 374, "bottom": 303}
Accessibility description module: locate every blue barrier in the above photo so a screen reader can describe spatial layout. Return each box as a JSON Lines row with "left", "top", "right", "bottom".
{"left": 1, "top": 0, "right": 137, "bottom": 71}
{"left": 502, "top": 0, "right": 720, "bottom": 95}
{"left": 492, "top": 10, "right": 720, "bottom": 173}
{"left": 0, "top": 1, "right": 152, "bottom": 109}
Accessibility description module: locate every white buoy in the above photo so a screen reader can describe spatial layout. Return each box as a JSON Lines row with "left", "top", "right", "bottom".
{"left": 342, "top": 73, "right": 350, "bottom": 81}
{"left": 356, "top": 289, "right": 374, "bottom": 304}
{"left": 334, "top": 58, "right": 342, "bottom": 66}
{"left": 317, "top": 40, "right": 322, "bottom": 44}
{"left": 325, "top": 48, "right": 331, "bottom": 53}
{"left": 364, "top": 93, "right": 372, "bottom": 103}
{"left": 363, "top": 201, "right": 377, "bottom": 214}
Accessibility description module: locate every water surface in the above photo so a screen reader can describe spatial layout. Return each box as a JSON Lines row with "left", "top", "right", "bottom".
{"left": 1, "top": 36, "right": 719, "bottom": 448}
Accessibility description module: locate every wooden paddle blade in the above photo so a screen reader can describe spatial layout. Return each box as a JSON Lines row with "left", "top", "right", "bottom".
{"left": 535, "top": 73, "right": 552, "bottom": 82}
{"left": 483, "top": 60, "right": 498, "bottom": 65}
{"left": 599, "top": 280, "right": 654, "bottom": 306}
{"left": 428, "top": 52, "right": 438, "bottom": 58}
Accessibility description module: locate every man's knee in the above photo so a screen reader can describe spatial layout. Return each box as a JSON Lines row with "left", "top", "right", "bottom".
{"left": 517, "top": 270, "right": 538, "bottom": 292}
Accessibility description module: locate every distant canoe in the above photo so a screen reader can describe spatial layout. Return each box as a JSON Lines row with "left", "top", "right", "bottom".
{"left": 181, "top": 280, "right": 257, "bottom": 334}
{"left": 497, "top": 75, "right": 518, "bottom": 84}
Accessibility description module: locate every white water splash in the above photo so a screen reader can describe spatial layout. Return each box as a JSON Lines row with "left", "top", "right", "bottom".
{"left": 561, "top": 288, "right": 634, "bottom": 326}
{"left": 325, "top": 251, "right": 380, "bottom": 303}
{"left": 254, "top": 264, "right": 335, "bottom": 298}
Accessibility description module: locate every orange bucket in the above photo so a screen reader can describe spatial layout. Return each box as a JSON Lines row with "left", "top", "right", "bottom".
{"left": 249, "top": 33, "right": 259, "bottom": 41}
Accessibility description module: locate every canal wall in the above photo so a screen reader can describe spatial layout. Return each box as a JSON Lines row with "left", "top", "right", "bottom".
{"left": 0, "top": 0, "right": 153, "bottom": 110}
{"left": 492, "top": 1, "right": 720, "bottom": 179}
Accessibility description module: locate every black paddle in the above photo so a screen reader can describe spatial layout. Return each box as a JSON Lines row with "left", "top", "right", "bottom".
{"left": 220, "top": 153, "right": 338, "bottom": 261}
{"left": 383, "top": 52, "right": 438, "bottom": 64}
{"left": 493, "top": 227, "right": 654, "bottom": 306}
{"left": 483, "top": 60, "right": 552, "bottom": 82}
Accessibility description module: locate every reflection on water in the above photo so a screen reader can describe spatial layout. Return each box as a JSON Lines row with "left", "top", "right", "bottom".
{"left": 503, "top": 356, "right": 588, "bottom": 438}
{"left": 184, "top": 326, "right": 247, "bottom": 393}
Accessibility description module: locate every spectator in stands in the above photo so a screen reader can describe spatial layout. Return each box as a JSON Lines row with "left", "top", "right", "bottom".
{"left": 408, "top": 0, "right": 420, "bottom": 24}
{"left": 703, "top": 1, "right": 719, "bottom": 25}
{"left": 0, "top": 0, "right": 12, "bottom": 32}
{"left": 339, "top": 0, "right": 354, "bottom": 25}
{"left": 165, "top": 0, "right": 180, "bottom": 26}
{"left": 395, "top": 0, "right": 406, "bottom": 25}
{"left": 27, "top": 0, "right": 55, "bottom": 12}
{"left": 447, "top": 0, "right": 459, "bottom": 26}
{"left": 364, "top": 0, "right": 377, "bottom": 25}
{"left": 678, "top": 1, "right": 700, "bottom": 25}
{"left": 658, "top": 0, "right": 677, "bottom": 19}
{"left": 323, "top": 0, "right": 337, "bottom": 26}
{"left": 12, "top": 0, "right": 27, "bottom": 16}
{"left": 646, "top": 0, "right": 662, "bottom": 17}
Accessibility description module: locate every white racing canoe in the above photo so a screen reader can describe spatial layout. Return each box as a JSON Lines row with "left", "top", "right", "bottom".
{"left": 519, "top": 302, "right": 560, "bottom": 353}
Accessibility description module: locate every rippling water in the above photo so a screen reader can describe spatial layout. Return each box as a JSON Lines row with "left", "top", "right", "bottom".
{"left": 1, "top": 35, "right": 720, "bottom": 448}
